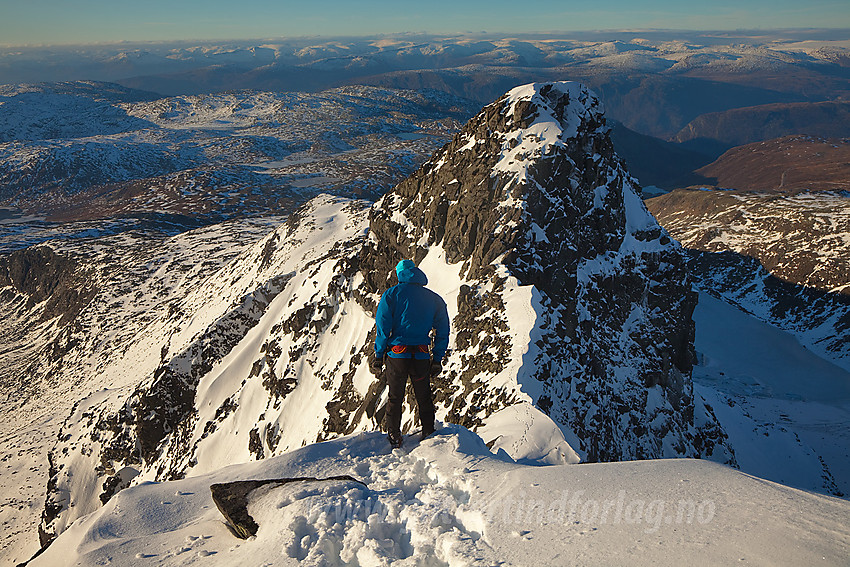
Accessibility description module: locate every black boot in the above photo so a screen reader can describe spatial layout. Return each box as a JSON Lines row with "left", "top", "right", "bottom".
{"left": 420, "top": 426, "right": 435, "bottom": 441}
{"left": 388, "top": 432, "right": 403, "bottom": 449}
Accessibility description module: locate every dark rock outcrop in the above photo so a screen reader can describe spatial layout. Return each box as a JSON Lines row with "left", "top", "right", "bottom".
{"left": 210, "top": 476, "right": 366, "bottom": 539}
{"left": 0, "top": 246, "right": 94, "bottom": 322}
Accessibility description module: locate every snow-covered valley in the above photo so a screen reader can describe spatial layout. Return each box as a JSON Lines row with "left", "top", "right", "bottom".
{"left": 692, "top": 292, "right": 850, "bottom": 496}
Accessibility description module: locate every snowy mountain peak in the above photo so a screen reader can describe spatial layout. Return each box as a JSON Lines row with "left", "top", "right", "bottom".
{"left": 497, "top": 81, "right": 604, "bottom": 162}
{"left": 368, "top": 81, "right": 635, "bottom": 286}
{"left": 361, "top": 81, "right": 730, "bottom": 462}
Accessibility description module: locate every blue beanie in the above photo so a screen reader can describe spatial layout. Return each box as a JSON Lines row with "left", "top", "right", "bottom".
{"left": 396, "top": 259, "right": 415, "bottom": 276}
{"left": 395, "top": 259, "right": 427, "bottom": 284}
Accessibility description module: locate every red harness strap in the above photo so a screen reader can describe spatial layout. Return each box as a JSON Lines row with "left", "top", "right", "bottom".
{"left": 390, "top": 345, "right": 430, "bottom": 355}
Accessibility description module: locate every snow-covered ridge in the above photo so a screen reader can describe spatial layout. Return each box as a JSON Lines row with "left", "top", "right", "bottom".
{"left": 0, "top": 214, "right": 282, "bottom": 562}
{"left": 31, "top": 426, "right": 850, "bottom": 567}
{"left": 39, "top": 196, "right": 372, "bottom": 538}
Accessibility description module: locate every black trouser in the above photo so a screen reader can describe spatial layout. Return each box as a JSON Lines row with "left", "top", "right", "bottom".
{"left": 384, "top": 356, "right": 434, "bottom": 437}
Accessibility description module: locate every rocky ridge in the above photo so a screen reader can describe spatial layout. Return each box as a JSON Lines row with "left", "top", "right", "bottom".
{"left": 0, "top": 216, "right": 281, "bottom": 560}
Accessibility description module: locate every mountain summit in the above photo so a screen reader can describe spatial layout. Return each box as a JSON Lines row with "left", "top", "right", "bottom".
{"left": 39, "top": 82, "right": 731, "bottom": 547}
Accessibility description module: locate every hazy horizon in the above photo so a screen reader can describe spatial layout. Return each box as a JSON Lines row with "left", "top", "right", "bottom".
{"left": 2, "top": 26, "right": 849, "bottom": 51}
{"left": 2, "top": 27, "right": 849, "bottom": 95}
{"left": 2, "top": 27, "right": 850, "bottom": 50}
{"left": 2, "top": 0, "right": 849, "bottom": 46}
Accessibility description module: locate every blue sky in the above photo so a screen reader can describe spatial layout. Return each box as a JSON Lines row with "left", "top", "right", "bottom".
{"left": 1, "top": 0, "right": 848, "bottom": 45}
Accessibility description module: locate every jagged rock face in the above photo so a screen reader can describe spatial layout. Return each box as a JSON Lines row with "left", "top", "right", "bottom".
{"left": 370, "top": 82, "right": 612, "bottom": 280}
{"left": 0, "top": 246, "right": 93, "bottom": 322}
{"left": 361, "top": 82, "right": 715, "bottom": 462}
{"left": 647, "top": 188, "right": 850, "bottom": 367}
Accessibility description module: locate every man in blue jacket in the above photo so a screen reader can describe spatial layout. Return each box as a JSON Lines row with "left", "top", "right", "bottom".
{"left": 371, "top": 259, "right": 449, "bottom": 448}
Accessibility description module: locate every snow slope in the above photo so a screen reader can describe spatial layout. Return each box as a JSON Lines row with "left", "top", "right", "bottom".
{"left": 693, "top": 292, "right": 850, "bottom": 496}
{"left": 0, "top": 216, "right": 281, "bottom": 564}
{"left": 30, "top": 425, "right": 850, "bottom": 567}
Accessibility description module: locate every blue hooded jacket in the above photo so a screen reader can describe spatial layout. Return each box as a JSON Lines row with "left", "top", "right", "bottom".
{"left": 375, "top": 260, "right": 450, "bottom": 361}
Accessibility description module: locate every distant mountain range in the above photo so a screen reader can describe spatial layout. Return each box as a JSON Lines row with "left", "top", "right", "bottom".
{"left": 3, "top": 31, "right": 849, "bottom": 142}
{"left": 0, "top": 82, "right": 477, "bottom": 251}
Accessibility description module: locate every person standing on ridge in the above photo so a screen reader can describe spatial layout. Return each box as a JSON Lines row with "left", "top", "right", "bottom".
{"left": 371, "top": 259, "right": 449, "bottom": 449}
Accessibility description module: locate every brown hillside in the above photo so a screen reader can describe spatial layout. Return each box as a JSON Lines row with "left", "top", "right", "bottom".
{"left": 695, "top": 135, "right": 850, "bottom": 192}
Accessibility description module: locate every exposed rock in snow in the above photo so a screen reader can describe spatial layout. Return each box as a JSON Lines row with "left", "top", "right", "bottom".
{"left": 210, "top": 475, "right": 367, "bottom": 539}
{"left": 0, "top": 246, "right": 94, "bottom": 323}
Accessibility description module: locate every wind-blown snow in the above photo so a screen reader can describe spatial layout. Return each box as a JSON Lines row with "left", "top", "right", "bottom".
{"left": 31, "top": 426, "right": 850, "bottom": 567}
